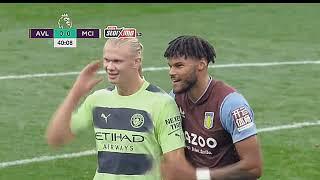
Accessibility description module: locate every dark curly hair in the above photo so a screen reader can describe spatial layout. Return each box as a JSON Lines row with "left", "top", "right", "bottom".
{"left": 164, "top": 35, "right": 216, "bottom": 64}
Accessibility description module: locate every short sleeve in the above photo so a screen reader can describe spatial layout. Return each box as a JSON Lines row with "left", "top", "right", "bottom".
{"left": 156, "top": 97, "right": 185, "bottom": 153}
{"left": 70, "top": 95, "right": 94, "bottom": 135}
{"left": 220, "top": 92, "right": 257, "bottom": 143}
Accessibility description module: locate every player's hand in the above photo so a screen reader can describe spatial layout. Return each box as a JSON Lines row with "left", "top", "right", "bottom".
{"left": 161, "top": 158, "right": 196, "bottom": 180}
{"left": 71, "top": 60, "right": 103, "bottom": 97}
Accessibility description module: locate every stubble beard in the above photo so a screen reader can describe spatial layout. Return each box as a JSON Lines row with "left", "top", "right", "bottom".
{"left": 173, "top": 70, "right": 197, "bottom": 94}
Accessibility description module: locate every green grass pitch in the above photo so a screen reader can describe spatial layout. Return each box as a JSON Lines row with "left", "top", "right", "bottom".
{"left": 0, "top": 3, "right": 319, "bottom": 180}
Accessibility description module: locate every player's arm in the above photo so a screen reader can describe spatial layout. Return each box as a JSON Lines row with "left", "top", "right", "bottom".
{"left": 206, "top": 135, "right": 262, "bottom": 180}
{"left": 161, "top": 138, "right": 262, "bottom": 180}
{"left": 46, "top": 89, "right": 80, "bottom": 147}
{"left": 205, "top": 92, "right": 263, "bottom": 179}
{"left": 155, "top": 95, "right": 192, "bottom": 179}
{"left": 46, "top": 61, "right": 102, "bottom": 148}
{"left": 161, "top": 147, "right": 197, "bottom": 180}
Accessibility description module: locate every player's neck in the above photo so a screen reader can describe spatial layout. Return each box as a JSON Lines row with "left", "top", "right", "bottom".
{"left": 188, "top": 74, "right": 211, "bottom": 103}
{"left": 117, "top": 75, "right": 144, "bottom": 96}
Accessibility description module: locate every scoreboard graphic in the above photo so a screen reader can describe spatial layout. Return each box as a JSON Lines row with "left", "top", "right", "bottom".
{"left": 28, "top": 13, "right": 143, "bottom": 49}
{"left": 29, "top": 14, "right": 101, "bottom": 48}
{"left": 29, "top": 13, "right": 142, "bottom": 48}
{"left": 29, "top": 28, "right": 101, "bottom": 48}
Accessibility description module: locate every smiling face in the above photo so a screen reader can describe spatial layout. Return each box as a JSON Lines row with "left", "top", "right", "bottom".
{"left": 103, "top": 40, "right": 139, "bottom": 85}
{"left": 164, "top": 35, "right": 216, "bottom": 95}
{"left": 168, "top": 56, "right": 199, "bottom": 94}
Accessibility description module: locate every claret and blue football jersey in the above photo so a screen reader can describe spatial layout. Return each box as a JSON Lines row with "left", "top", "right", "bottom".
{"left": 172, "top": 78, "right": 257, "bottom": 168}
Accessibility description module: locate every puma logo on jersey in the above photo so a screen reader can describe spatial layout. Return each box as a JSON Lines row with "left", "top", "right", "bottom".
{"left": 101, "top": 113, "right": 111, "bottom": 124}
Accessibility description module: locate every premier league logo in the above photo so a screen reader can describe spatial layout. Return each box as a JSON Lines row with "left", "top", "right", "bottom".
{"left": 58, "top": 13, "right": 72, "bottom": 29}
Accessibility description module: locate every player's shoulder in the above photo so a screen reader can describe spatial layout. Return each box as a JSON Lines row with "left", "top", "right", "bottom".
{"left": 144, "top": 83, "right": 176, "bottom": 102}
{"left": 221, "top": 91, "right": 251, "bottom": 111}
{"left": 88, "top": 86, "right": 114, "bottom": 99}
{"left": 144, "top": 83, "right": 166, "bottom": 94}
{"left": 168, "top": 89, "right": 175, "bottom": 99}
{"left": 213, "top": 79, "right": 237, "bottom": 94}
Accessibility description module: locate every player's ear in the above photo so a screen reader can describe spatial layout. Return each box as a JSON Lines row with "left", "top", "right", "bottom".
{"left": 133, "top": 57, "right": 142, "bottom": 69}
{"left": 198, "top": 58, "right": 208, "bottom": 71}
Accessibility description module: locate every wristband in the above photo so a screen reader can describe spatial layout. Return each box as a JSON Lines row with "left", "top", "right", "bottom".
{"left": 196, "top": 168, "right": 211, "bottom": 180}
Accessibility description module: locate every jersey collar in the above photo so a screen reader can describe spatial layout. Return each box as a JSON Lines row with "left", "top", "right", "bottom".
{"left": 188, "top": 76, "right": 214, "bottom": 105}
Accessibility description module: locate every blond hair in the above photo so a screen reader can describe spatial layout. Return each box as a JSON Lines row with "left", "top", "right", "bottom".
{"left": 104, "top": 38, "right": 143, "bottom": 60}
